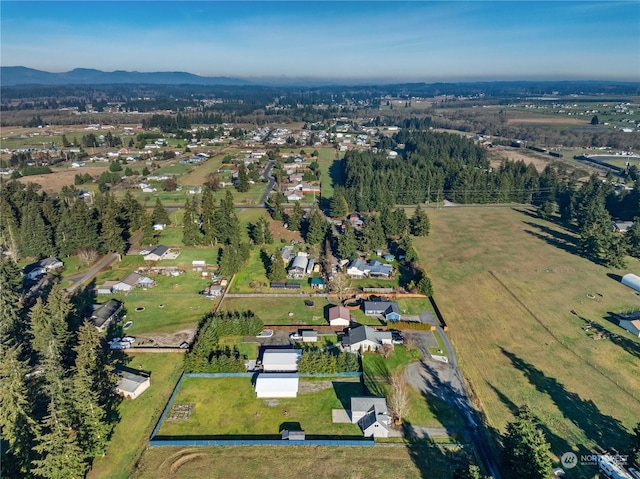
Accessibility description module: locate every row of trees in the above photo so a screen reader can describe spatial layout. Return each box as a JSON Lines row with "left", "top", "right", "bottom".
{"left": 296, "top": 350, "right": 359, "bottom": 374}
{"left": 0, "top": 261, "right": 118, "bottom": 478}
{"left": 0, "top": 182, "right": 158, "bottom": 261}
{"left": 183, "top": 311, "right": 263, "bottom": 373}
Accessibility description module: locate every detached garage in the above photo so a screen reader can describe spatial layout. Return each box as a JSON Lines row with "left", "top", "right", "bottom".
{"left": 621, "top": 273, "right": 640, "bottom": 292}
{"left": 262, "top": 349, "right": 302, "bottom": 372}
{"left": 255, "top": 373, "right": 299, "bottom": 398}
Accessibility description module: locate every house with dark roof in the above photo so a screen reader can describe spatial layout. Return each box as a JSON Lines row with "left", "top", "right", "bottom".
{"left": 143, "top": 245, "right": 170, "bottom": 261}
{"left": 91, "top": 299, "right": 124, "bottom": 332}
{"left": 342, "top": 325, "right": 392, "bottom": 352}
{"left": 363, "top": 301, "right": 401, "bottom": 321}
{"left": 346, "top": 259, "right": 392, "bottom": 279}
{"left": 350, "top": 397, "right": 391, "bottom": 438}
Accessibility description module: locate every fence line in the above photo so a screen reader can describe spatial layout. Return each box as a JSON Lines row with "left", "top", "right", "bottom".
{"left": 149, "top": 439, "right": 375, "bottom": 447}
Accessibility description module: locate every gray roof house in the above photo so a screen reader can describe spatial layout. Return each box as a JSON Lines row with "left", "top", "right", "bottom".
{"left": 350, "top": 397, "right": 391, "bottom": 438}
{"left": 342, "top": 325, "right": 393, "bottom": 353}
{"left": 112, "top": 272, "right": 155, "bottom": 292}
{"left": 23, "top": 257, "right": 64, "bottom": 280}
{"left": 91, "top": 299, "right": 124, "bottom": 332}
{"left": 288, "top": 255, "right": 309, "bottom": 279}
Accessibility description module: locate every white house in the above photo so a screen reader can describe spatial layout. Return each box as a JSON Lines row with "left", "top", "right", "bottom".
{"left": 255, "top": 373, "right": 299, "bottom": 398}
{"left": 262, "top": 349, "right": 302, "bottom": 372}
{"left": 342, "top": 325, "right": 393, "bottom": 353}
{"left": 115, "top": 370, "right": 150, "bottom": 399}
{"left": 143, "top": 245, "right": 170, "bottom": 261}
{"left": 327, "top": 305, "right": 351, "bottom": 326}
{"left": 619, "top": 318, "right": 640, "bottom": 337}
{"left": 350, "top": 397, "right": 391, "bottom": 438}
{"left": 23, "top": 257, "right": 64, "bottom": 280}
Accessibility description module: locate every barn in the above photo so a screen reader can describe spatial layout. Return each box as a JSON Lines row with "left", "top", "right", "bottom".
{"left": 262, "top": 349, "right": 302, "bottom": 372}
{"left": 255, "top": 373, "right": 299, "bottom": 398}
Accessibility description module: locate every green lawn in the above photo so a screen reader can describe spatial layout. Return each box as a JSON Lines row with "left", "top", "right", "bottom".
{"left": 428, "top": 330, "right": 448, "bottom": 358}
{"left": 415, "top": 207, "right": 640, "bottom": 467}
{"left": 88, "top": 353, "right": 183, "bottom": 479}
{"left": 218, "top": 335, "right": 259, "bottom": 360}
{"left": 178, "top": 150, "right": 238, "bottom": 186}
{"left": 132, "top": 444, "right": 463, "bottom": 479}
{"left": 404, "top": 385, "right": 465, "bottom": 432}
{"left": 220, "top": 296, "right": 333, "bottom": 325}
{"left": 98, "top": 272, "right": 215, "bottom": 335}
{"left": 155, "top": 376, "right": 364, "bottom": 438}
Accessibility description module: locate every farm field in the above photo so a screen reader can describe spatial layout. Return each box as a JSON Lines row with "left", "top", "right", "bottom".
{"left": 88, "top": 353, "right": 184, "bottom": 479}
{"left": 132, "top": 443, "right": 463, "bottom": 479}
{"left": 155, "top": 376, "right": 365, "bottom": 438}
{"left": 414, "top": 206, "right": 640, "bottom": 466}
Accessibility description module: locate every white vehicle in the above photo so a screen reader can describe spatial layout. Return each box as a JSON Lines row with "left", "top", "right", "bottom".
{"left": 109, "top": 341, "right": 131, "bottom": 350}
{"left": 289, "top": 332, "right": 302, "bottom": 341}
{"left": 256, "top": 329, "right": 274, "bottom": 338}
{"left": 121, "top": 336, "right": 136, "bottom": 344}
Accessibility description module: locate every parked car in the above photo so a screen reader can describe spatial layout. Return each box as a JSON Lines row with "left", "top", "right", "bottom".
{"left": 256, "top": 329, "right": 273, "bottom": 338}
{"left": 109, "top": 341, "right": 131, "bottom": 350}
{"left": 289, "top": 332, "right": 302, "bottom": 341}
{"left": 121, "top": 336, "right": 136, "bottom": 344}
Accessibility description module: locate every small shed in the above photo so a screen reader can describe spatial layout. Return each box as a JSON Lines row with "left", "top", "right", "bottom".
{"left": 282, "top": 429, "right": 305, "bottom": 440}
{"left": 328, "top": 305, "right": 351, "bottom": 326}
{"left": 621, "top": 273, "right": 640, "bottom": 292}
{"left": 255, "top": 373, "right": 299, "bottom": 398}
{"left": 302, "top": 330, "right": 318, "bottom": 342}
{"left": 115, "top": 370, "right": 150, "bottom": 399}
{"left": 262, "top": 349, "right": 302, "bottom": 372}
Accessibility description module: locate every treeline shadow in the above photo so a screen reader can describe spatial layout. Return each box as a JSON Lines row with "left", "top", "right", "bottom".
{"left": 522, "top": 221, "right": 581, "bottom": 257}
{"left": 501, "top": 348, "right": 631, "bottom": 453}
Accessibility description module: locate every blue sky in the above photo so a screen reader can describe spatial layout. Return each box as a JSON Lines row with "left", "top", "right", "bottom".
{"left": 1, "top": 1, "right": 639, "bottom": 81}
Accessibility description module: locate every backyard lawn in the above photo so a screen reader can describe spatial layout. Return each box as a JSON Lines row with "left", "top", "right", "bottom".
{"left": 415, "top": 206, "right": 640, "bottom": 467}
{"left": 155, "top": 376, "right": 365, "bottom": 438}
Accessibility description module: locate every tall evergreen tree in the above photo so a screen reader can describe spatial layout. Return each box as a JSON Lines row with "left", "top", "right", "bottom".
{"left": 236, "top": 164, "right": 250, "bottom": 192}
{"left": 0, "top": 258, "right": 27, "bottom": 348}
{"left": 100, "top": 197, "right": 125, "bottom": 254}
{"left": 69, "top": 323, "right": 112, "bottom": 462}
{"left": 410, "top": 205, "right": 430, "bottom": 236}
{"left": 120, "top": 191, "right": 145, "bottom": 233}
{"left": 330, "top": 190, "right": 349, "bottom": 218}
{"left": 360, "top": 215, "right": 386, "bottom": 251}
{"left": 628, "top": 219, "right": 640, "bottom": 258}
{"left": 0, "top": 346, "right": 39, "bottom": 477}
{"left": 139, "top": 210, "right": 157, "bottom": 246}
{"left": 201, "top": 187, "right": 219, "bottom": 245}
{"left": 338, "top": 222, "right": 358, "bottom": 259}
{"left": 151, "top": 197, "right": 170, "bottom": 226}
{"left": 260, "top": 217, "right": 274, "bottom": 244}
{"left": 19, "top": 202, "right": 53, "bottom": 259}
{"left": 267, "top": 254, "right": 287, "bottom": 282}
{"left": 182, "top": 197, "right": 201, "bottom": 246}
{"left": 502, "top": 405, "right": 552, "bottom": 479}
{"left": 288, "top": 202, "right": 303, "bottom": 232}
{"left": 305, "top": 207, "right": 328, "bottom": 245}
{"left": 268, "top": 193, "right": 285, "bottom": 221}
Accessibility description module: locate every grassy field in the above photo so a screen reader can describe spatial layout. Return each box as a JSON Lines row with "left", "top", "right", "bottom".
{"left": 88, "top": 353, "right": 183, "bottom": 479}
{"left": 178, "top": 149, "right": 239, "bottom": 186}
{"left": 131, "top": 443, "right": 463, "bottom": 479}
{"left": 97, "top": 272, "right": 215, "bottom": 335}
{"left": 414, "top": 206, "right": 640, "bottom": 465}
{"left": 155, "top": 376, "right": 365, "bottom": 438}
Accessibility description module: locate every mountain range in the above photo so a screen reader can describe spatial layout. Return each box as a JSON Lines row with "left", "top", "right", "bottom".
{"left": 1, "top": 66, "right": 251, "bottom": 86}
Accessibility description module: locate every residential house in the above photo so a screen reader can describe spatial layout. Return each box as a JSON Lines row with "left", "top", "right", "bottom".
{"left": 288, "top": 256, "right": 309, "bottom": 278}
{"left": 327, "top": 305, "right": 351, "bottom": 326}
{"left": 368, "top": 261, "right": 393, "bottom": 279}
{"left": 143, "top": 245, "right": 170, "bottom": 261}
{"left": 91, "top": 299, "right": 124, "bottom": 332}
{"left": 262, "top": 349, "right": 302, "bottom": 372}
{"left": 612, "top": 221, "right": 634, "bottom": 233}
{"left": 347, "top": 213, "right": 364, "bottom": 228}
{"left": 350, "top": 397, "right": 391, "bottom": 438}
{"left": 346, "top": 259, "right": 368, "bottom": 278}
{"left": 281, "top": 246, "right": 296, "bottom": 263}
{"left": 23, "top": 257, "right": 64, "bottom": 281}
{"left": 255, "top": 373, "right": 299, "bottom": 398}
{"left": 363, "top": 301, "right": 401, "bottom": 321}
{"left": 202, "top": 284, "right": 223, "bottom": 298}
{"left": 115, "top": 370, "right": 150, "bottom": 399}
{"left": 112, "top": 272, "right": 142, "bottom": 293}
{"left": 153, "top": 223, "right": 166, "bottom": 231}
{"left": 342, "top": 325, "right": 392, "bottom": 353}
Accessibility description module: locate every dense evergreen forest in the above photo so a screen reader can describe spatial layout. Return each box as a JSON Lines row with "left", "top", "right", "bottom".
{"left": 0, "top": 262, "right": 118, "bottom": 478}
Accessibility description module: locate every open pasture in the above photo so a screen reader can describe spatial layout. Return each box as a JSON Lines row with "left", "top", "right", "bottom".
{"left": 414, "top": 206, "right": 640, "bottom": 461}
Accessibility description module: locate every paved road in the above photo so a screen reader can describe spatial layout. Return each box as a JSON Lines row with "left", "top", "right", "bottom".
{"left": 258, "top": 160, "right": 276, "bottom": 207}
